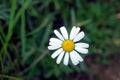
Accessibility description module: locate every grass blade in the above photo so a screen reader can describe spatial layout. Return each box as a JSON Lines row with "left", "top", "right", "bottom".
{"left": 21, "top": 0, "right": 26, "bottom": 57}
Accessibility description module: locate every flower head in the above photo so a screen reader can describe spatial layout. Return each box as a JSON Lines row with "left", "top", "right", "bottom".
{"left": 48, "top": 26, "right": 89, "bottom": 65}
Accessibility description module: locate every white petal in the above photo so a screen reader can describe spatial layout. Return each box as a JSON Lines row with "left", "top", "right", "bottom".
{"left": 73, "top": 50, "right": 83, "bottom": 62}
{"left": 70, "top": 26, "right": 76, "bottom": 40}
{"left": 51, "top": 48, "right": 63, "bottom": 58}
{"left": 75, "top": 47, "right": 88, "bottom": 54}
{"left": 73, "top": 31, "right": 85, "bottom": 42}
{"left": 63, "top": 52, "right": 69, "bottom": 65}
{"left": 75, "top": 43, "right": 89, "bottom": 48}
{"left": 54, "top": 30, "right": 64, "bottom": 41}
{"left": 49, "top": 42, "right": 61, "bottom": 46}
{"left": 60, "top": 26, "right": 68, "bottom": 39}
{"left": 50, "top": 38, "right": 63, "bottom": 44}
{"left": 48, "top": 45, "right": 61, "bottom": 50}
{"left": 72, "top": 27, "right": 80, "bottom": 40}
{"left": 56, "top": 51, "right": 65, "bottom": 64}
{"left": 70, "top": 51, "right": 79, "bottom": 65}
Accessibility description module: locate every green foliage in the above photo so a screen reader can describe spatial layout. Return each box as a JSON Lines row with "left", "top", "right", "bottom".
{"left": 0, "top": 0, "right": 120, "bottom": 80}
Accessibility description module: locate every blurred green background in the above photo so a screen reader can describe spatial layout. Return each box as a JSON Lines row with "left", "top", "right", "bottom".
{"left": 0, "top": 0, "right": 120, "bottom": 80}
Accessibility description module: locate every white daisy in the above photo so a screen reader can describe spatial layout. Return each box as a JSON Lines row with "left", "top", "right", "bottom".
{"left": 48, "top": 26, "right": 89, "bottom": 66}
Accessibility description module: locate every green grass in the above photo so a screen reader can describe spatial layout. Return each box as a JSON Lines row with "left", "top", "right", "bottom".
{"left": 21, "top": 0, "right": 26, "bottom": 57}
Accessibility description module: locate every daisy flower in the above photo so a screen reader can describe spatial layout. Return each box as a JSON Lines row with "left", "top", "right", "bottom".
{"left": 48, "top": 26, "right": 89, "bottom": 65}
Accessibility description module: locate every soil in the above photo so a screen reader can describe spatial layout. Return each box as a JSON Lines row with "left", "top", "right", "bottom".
{"left": 70, "top": 53, "right": 120, "bottom": 80}
{"left": 96, "top": 54, "right": 120, "bottom": 80}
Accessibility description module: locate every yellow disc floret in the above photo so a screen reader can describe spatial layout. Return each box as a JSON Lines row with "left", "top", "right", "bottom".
{"left": 62, "top": 40, "right": 74, "bottom": 52}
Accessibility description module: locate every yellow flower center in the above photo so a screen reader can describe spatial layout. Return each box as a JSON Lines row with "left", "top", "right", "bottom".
{"left": 62, "top": 40, "right": 74, "bottom": 52}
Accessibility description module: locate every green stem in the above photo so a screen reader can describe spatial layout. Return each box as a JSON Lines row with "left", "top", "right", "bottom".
{"left": 0, "top": 74, "right": 22, "bottom": 80}
{"left": 0, "top": 0, "right": 17, "bottom": 54}
{"left": 21, "top": 0, "right": 26, "bottom": 57}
